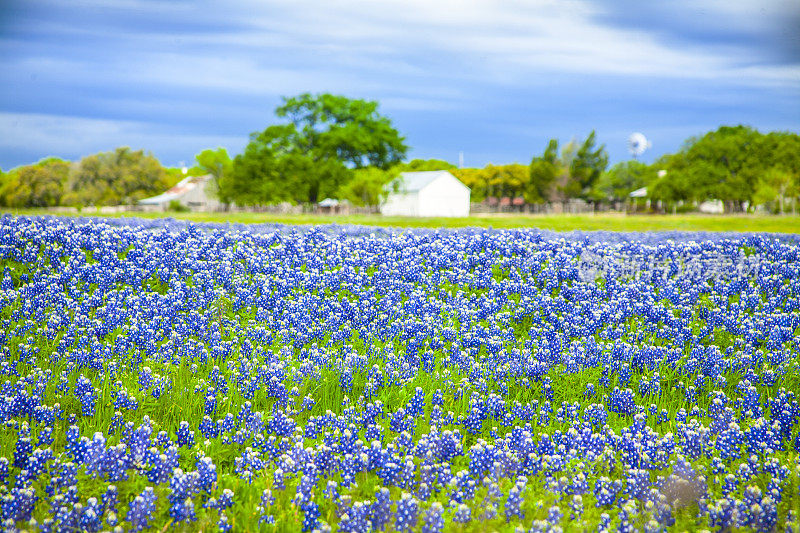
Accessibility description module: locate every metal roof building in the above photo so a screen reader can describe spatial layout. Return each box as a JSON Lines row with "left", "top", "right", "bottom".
{"left": 138, "top": 174, "right": 220, "bottom": 211}
{"left": 380, "top": 170, "right": 470, "bottom": 217}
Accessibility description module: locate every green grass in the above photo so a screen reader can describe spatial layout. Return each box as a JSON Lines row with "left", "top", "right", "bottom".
{"left": 4, "top": 208, "right": 800, "bottom": 233}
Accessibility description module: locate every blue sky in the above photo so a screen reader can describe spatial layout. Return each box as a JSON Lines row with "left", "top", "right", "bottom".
{"left": 1, "top": 0, "right": 798, "bottom": 170}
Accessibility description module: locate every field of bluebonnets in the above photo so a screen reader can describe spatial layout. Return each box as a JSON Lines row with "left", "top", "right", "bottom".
{"left": 1, "top": 214, "right": 799, "bottom": 533}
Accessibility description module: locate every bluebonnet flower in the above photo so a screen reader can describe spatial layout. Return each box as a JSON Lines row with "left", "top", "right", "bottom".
{"left": 394, "top": 493, "right": 418, "bottom": 532}
{"left": 370, "top": 488, "right": 393, "bottom": 530}
{"left": 176, "top": 421, "right": 195, "bottom": 448}
{"left": 168, "top": 469, "right": 199, "bottom": 523}
{"left": 301, "top": 501, "right": 320, "bottom": 532}
{"left": 196, "top": 455, "right": 218, "bottom": 491}
{"left": 217, "top": 512, "right": 232, "bottom": 532}
{"left": 75, "top": 375, "right": 97, "bottom": 417}
{"left": 505, "top": 486, "right": 524, "bottom": 521}
{"left": 127, "top": 487, "right": 157, "bottom": 533}
{"left": 453, "top": 503, "right": 472, "bottom": 524}
{"left": 422, "top": 502, "right": 444, "bottom": 533}
{"left": 609, "top": 387, "right": 637, "bottom": 416}
{"left": 594, "top": 477, "right": 620, "bottom": 507}
{"left": 569, "top": 494, "right": 584, "bottom": 518}
{"left": 13, "top": 433, "right": 33, "bottom": 469}
{"left": 217, "top": 489, "right": 234, "bottom": 510}
{"left": 257, "top": 489, "right": 275, "bottom": 524}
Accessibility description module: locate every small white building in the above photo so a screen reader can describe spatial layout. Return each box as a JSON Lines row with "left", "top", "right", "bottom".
{"left": 138, "top": 174, "right": 220, "bottom": 211}
{"left": 380, "top": 170, "right": 470, "bottom": 217}
{"left": 698, "top": 199, "right": 724, "bottom": 214}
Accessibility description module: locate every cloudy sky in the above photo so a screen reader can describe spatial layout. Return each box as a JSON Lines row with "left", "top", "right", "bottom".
{"left": 1, "top": 0, "right": 798, "bottom": 169}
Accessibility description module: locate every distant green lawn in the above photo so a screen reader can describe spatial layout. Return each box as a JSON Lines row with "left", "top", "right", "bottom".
{"left": 4, "top": 208, "right": 800, "bottom": 233}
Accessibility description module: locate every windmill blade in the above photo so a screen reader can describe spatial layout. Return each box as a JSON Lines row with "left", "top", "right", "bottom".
{"left": 628, "top": 132, "right": 649, "bottom": 157}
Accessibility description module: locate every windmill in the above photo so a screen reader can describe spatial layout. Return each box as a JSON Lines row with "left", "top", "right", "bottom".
{"left": 627, "top": 132, "right": 651, "bottom": 159}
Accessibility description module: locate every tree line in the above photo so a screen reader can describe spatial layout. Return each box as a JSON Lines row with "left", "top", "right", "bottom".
{"left": 647, "top": 126, "right": 800, "bottom": 213}
{"left": 0, "top": 149, "right": 176, "bottom": 208}
{"left": 1, "top": 93, "right": 798, "bottom": 213}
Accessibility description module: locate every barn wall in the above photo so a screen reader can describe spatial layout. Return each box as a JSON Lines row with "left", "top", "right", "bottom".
{"left": 380, "top": 192, "right": 420, "bottom": 216}
{"left": 170, "top": 178, "right": 221, "bottom": 210}
{"left": 418, "top": 176, "right": 470, "bottom": 217}
{"left": 181, "top": 181, "right": 221, "bottom": 210}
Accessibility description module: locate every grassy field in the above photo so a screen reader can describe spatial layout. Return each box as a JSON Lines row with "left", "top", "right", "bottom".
{"left": 4, "top": 208, "right": 800, "bottom": 233}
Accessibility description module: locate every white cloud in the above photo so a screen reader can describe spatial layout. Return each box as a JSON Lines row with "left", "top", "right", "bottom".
{"left": 14, "top": 0, "right": 797, "bottom": 97}
{"left": 222, "top": 0, "right": 799, "bottom": 85}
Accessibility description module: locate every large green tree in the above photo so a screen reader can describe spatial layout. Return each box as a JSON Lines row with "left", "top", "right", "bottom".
{"left": 450, "top": 168, "right": 487, "bottom": 202}
{"left": 3, "top": 158, "right": 70, "bottom": 207}
{"left": 231, "top": 93, "right": 408, "bottom": 205}
{"left": 482, "top": 164, "right": 528, "bottom": 199}
{"left": 653, "top": 126, "right": 765, "bottom": 211}
{"left": 527, "top": 139, "right": 560, "bottom": 203}
{"left": 758, "top": 130, "right": 800, "bottom": 212}
{"left": 526, "top": 134, "right": 608, "bottom": 203}
{"left": 564, "top": 130, "right": 608, "bottom": 200}
{"left": 391, "top": 158, "right": 455, "bottom": 174}
{"left": 0, "top": 167, "right": 14, "bottom": 207}
{"left": 229, "top": 124, "right": 352, "bottom": 205}
{"left": 65, "top": 147, "right": 169, "bottom": 206}
{"left": 276, "top": 93, "right": 408, "bottom": 170}
{"left": 227, "top": 125, "right": 304, "bottom": 206}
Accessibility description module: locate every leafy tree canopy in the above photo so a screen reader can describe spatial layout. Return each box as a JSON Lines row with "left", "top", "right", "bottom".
{"left": 2, "top": 158, "right": 71, "bottom": 208}
{"left": 227, "top": 125, "right": 304, "bottom": 206}
{"left": 452, "top": 164, "right": 527, "bottom": 203}
{"left": 527, "top": 139, "right": 560, "bottom": 204}
{"left": 231, "top": 93, "right": 408, "bottom": 204}
{"left": 391, "top": 158, "right": 455, "bottom": 175}
{"left": 276, "top": 93, "right": 408, "bottom": 170}
{"left": 564, "top": 131, "right": 609, "bottom": 200}
{"left": 65, "top": 147, "right": 169, "bottom": 207}
{"left": 651, "top": 126, "right": 800, "bottom": 211}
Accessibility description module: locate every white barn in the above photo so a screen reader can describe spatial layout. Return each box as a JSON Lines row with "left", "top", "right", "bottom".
{"left": 380, "top": 170, "right": 470, "bottom": 217}
{"left": 138, "top": 174, "right": 220, "bottom": 211}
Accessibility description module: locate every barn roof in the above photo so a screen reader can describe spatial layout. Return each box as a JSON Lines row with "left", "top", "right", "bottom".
{"left": 397, "top": 171, "right": 445, "bottom": 191}
{"left": 138, "top": 191, "right": 182, "bottom": 205}
{"left": 391, "top": 170, "right": 469, "bottom": 193}
{"left": 139, "top": 174, "right": 212, "bottom": 205}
